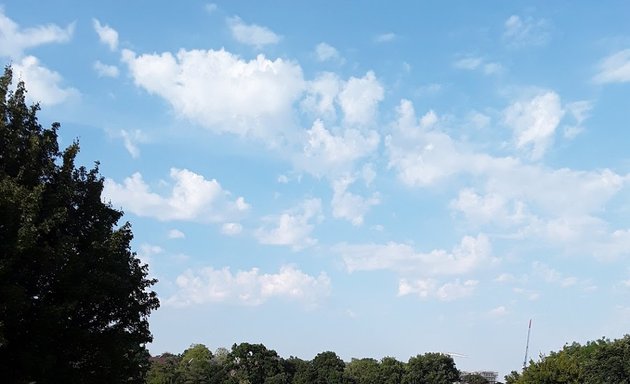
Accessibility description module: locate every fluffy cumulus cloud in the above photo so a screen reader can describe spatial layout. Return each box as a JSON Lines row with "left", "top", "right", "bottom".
{"left": 301, "top": 72, "right": 342, "bottom": 119}
{"left": 168, "top": 229, "right": 186, "bottom": 239}
{"left": 0, "top": 9, "right": 74, "bottom": 58}
{"left": 593, "top": 49, "right": 630, "bottom": 84}
{"left": 450, "top": 188, "right": 525, "bottom": 227}
{"left": 338, "top": 71, "right": 384, "bottom": 125}
{"left": 93, "top": 60, "right": 119, "bottom": 78}
{"left": 296, "top": 119, "right": 380, "bottom": 177}
{"left": 387, "top": 99, "right": 627, "bottom": 250}
{"left": 256, "top": 198, "right": 323, "bottom": 250}
{"left": 336, "top": 234, "right": 492, "bottom": 276}
{"left": 387, "top": 99, "right": 471, "bottom": 186}
{"left": 331, "top": 176, "right": 379, "bottom": 226}
{"left": 227, "top": 16, "right": 280, "bottom": 48}
{"left": 398, "top": 278, "right": 478, "bottom": 301}
{"left": 504, "top": 91, "right": 565, "bottom": 160}
{"left": 103, "top": 168, "right": 249, "bottom": 222}
{"left": 12, "top": 56, "right": 79, "bottom": 106}
{"left": 122, "top": 48, "right": 304, "bottom": 140}
{"left": 315, "top": 42, "right": 341, "bottom": 62}
{"left": 0, "top": 11, "right": 77, "bottom": 105}
{"left": 503, "top": 15, "right": 550, "bottom": 47}
{"left": 221, "top": 222, "right": 243, "bottom": 236}
{"left": 92, "top": 18, "right": 118, "bottom": 51}
{"left": 167, "top": 265, "right": 331, "bottom": 307}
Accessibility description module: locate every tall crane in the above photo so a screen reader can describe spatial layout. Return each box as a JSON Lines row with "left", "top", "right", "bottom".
{"left": 523, "top": 319, "right": 532, "bottom": 369}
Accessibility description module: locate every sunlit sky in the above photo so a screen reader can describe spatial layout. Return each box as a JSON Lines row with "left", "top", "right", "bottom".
{"left": 3, "top": 0, "right": 630, "bottom": 377}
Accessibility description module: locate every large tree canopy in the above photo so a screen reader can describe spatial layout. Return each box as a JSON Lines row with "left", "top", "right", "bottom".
{"left": 506, "top": 335, "right": 630, "bottom": 384}
{"left": 0, "top": 66, "right": 159, "bottom": 383}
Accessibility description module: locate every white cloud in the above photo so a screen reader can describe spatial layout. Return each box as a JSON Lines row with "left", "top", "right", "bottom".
{"left": 92, "top": 18, "right": 118, "bottom": 51}
{"left": 488, "top": 305, "right": 509, "bottom": 317}
{"left": 338, "top": 71, "right": 384, "bottom": 125}
{"left": 301, "top": 72, "right": 342, "bottom": 119}
{"left": 503, "top": 91, "right": 565, "bottom": 160}
{"left": 593, "top": 49, "right": 630, "bottom": 84}
{"left": 118, "top": 129, "right": 146, "bottom": 158}
{"left": 122, "top": 48, "right": 304, "bottom": 141}
{"left": 336, "top": 234, "right": 493, "bottom": 276}
{"left": 137, "top": 243, "right": 163, "bottom": 265}
{"left": 387, "top": 100, "right": 627, "bottom": 224}
{"left": 256, "top": 198, "right": 323, "bottom": 250}
{"left": 450, "top": 188, "right": 526, "bottom": 226}
{"left": 93, "top": 60, "right": 119, "bottom": 78}
{"left": 168, "top": 229, "right": 186, "bottom": 239}
{"left": 513, "top": 287, "right": 540, "bottom": 301}
{"left": 103, "top": 168, "right": 249, "bottom": 222}
{"left": 503, "top": 15, "right": 550, "bottom": 47}
{"left": 453, "top": 57, "right": 503, "bottom": 75}
{"left": 331, "top": 176, "right": 380, "bottom": 226}
{"left": 0, "top": 9, "right": 74, "bottom": 58}
{"left": 296, "top": 119, "right": 380, "bottom": 177}
{"left": 227, "top": 16, "right": 280, "bottom": 48}
{"left": 453, "top": 57, "right": 483, "bottom": 70}
{"left": 398, "top": 278, "right": 478, "bottom": 301}
{"left": 205, "top": 3, "right": 218, "bottom": 13}
{"left": 12, "top": 55, "right": 79, "bottom": 106}
{"left": 221, "top": 222, "right": 243, "bottom": 236}
{"left": 167, "top": 265, "right": 331, "bottom": 307}
{"left": 532, "top": 261, "right": 578, "bottom": 287}
{"left": 387, "top": 99, "right": 469, "bottom": 186}
{"left": 315, "top": 42, "right": 341, "bottom": 62}
{"left": 374, "top": 32, "right": 396, "bottom": 43}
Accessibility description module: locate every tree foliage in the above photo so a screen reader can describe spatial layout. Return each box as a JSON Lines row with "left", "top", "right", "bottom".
{"left": 0, "top": 66, "right": 159, "bottom": 382}
{"left": 402, "top": 352, "right": 459, "bottom": 384}
{"left": 461, "top": 373, "right": 489, "bottom": 384}
{"left": 507, "top": 335, "right": 630, "bottom": 384}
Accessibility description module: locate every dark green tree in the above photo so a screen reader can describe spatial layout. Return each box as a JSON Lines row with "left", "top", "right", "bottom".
{"left": 177, "top": 344, "right": 215, "bottom": 383}
{"left": 461, "top": 373, "right": 489, "bottom": 384}
{"left": 584, "top": 335, "right": 630, "bottom": 383}
{"left": 508, "top": 336, "right": 630, "bottom": 384}
{"left": 345, "top": 358, "right": 380, "bottom": 384}
{"left": 147, "top": 353, "right": 181, "bottom": 384}
{"left": 0, "top": 66, "right": 159, "bottom": 383}
{"left": 226, "top": 342, "right": 285, "bottom": 384}
{"left": 310, "top": 351, "right": 351, "bottom": 384}
{"left": 379, "top": 356, "right": 406, "bottom": 384}
{"left": 402, "top": 352, "right": 459, "bottom": 384}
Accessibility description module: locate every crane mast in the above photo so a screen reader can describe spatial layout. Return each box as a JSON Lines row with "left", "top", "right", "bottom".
{"left": 523, "top": 319, "right": 532, "bottom": 369}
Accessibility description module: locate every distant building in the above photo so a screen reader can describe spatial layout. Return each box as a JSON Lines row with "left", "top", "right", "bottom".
{"left": 461, "top": 370, "right": 499, "bottom": 384}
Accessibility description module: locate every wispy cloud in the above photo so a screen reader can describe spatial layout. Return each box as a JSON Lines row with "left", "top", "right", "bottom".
{"left": 227, "top": 16, "right": 280, "bottom": 48}
{"left": 593, "top": 49, "right": 630, "bottom": 84}
{"left": 374, "top": 32, "right": 396, "bottom": 43}
{"left": 92, "top": 18, "right": 118, "bottom": 51}
{"left": 503, "top": 15, "right": 550, "bottom": 47}
{"left": 167, "top": 265, "right": 331, "bottom": 307}
{"left": 93, "top": 60, "right": 119, "bottom": 78}
{"left": 0, "top": 8, "right": 74, "bottom": 58}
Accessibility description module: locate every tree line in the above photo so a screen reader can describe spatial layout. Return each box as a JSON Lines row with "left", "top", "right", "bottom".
{"left": 146, "top": 343, "right": 492, "bottom": 384}
{"left": 505, "top": 335, "right": 630, "bottom": 384}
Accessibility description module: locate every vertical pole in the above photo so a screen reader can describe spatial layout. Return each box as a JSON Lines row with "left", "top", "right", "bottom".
{"left": 523, "top": 319, "right": 532, "bottom": 369}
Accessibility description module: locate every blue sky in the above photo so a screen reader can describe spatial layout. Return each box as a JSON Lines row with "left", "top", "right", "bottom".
{"left": 3, "top": 0, "right": 630, "bottom": 377}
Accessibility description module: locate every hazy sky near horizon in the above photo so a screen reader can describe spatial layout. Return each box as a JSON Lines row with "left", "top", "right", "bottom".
{"left": 3, "top": 0, "right": 630, "bottom": 377}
